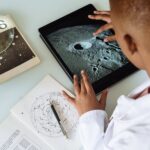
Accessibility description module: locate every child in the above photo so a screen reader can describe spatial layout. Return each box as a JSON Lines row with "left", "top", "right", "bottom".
{"left": 63, "top": 0, "right": 150, "bottom": 149}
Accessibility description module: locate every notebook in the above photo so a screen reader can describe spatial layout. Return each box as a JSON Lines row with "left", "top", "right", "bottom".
{"left": 0, "top": 75, "right": 82, "bottom": 150}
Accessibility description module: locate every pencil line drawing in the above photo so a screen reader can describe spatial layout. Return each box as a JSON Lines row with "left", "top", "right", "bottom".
{"left": 31, "top": 92, "right": 78, "bottom": 137}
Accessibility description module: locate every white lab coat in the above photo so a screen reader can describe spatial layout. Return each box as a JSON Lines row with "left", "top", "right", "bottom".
{"left": 79, "top": 80, "right": 150, "bottom": 150}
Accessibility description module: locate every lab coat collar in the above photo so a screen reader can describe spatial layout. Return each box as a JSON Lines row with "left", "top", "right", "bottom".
{"left": 112, "top": 79, "right": 150, "bottom": 120}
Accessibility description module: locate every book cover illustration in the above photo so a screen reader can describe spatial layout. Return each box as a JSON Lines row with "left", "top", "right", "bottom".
{"left": 0, "top": 15, "right": 40, "bottom": 82}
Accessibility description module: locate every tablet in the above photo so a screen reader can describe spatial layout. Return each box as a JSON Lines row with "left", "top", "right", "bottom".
{"left": 39, "top": 4, "right": 138, "bottom": 94}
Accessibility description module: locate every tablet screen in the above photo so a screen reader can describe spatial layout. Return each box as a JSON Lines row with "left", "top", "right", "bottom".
{"left": 39, "top": 4, "right": 137, "bottom": 94}
{"left": 47, "top": 25, "right": 128, "bottom": 83}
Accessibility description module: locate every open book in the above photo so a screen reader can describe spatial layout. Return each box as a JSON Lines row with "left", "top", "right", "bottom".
{"left": 0, "top": 75, "right": 82, "bottom": 150}
{"left": 0, "top": 15, "right": 40, "bottom": 83}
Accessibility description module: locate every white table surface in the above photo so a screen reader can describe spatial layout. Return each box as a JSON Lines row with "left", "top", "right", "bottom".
{"left": 0, "top": 0, "right": 149, "bottom": 122}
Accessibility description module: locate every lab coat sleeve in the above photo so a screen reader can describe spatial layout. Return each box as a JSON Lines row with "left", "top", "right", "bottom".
{"left": 78, "top": 110, "right": 107, "bottom": 150}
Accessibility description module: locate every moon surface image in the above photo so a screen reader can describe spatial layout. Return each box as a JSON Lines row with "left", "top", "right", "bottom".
{"left": 48, "top": 25, "right": 128, "bottom": 83}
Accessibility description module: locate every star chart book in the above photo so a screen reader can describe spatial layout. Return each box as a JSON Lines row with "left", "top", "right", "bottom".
{"left": 0, "top": 75, "right": 82, "bottom": 150}
{"left": 0, "top": 15, "right": 40, "bottom": 83}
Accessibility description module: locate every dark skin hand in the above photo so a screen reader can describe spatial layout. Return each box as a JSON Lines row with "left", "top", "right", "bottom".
{"left": 88, "top": 10, "right": 116, "bottom": 42}
{"left": 63, "top": 11, "right": 113, "bottom": 116}
{"left": 63, "top": 70, "right": 108, "bottom": 116}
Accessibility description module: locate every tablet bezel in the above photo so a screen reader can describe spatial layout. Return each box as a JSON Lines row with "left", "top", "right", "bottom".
{"left": 39, "top": 4, "right": 138, "bottom": 94}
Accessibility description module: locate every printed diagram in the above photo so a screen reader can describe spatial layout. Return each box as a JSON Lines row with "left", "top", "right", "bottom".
{"left": 31, "top": 92, "right": 78, "bottom": 137}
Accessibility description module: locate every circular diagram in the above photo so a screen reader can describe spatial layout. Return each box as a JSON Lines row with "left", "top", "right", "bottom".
{"left": 31, "top": 92, "right": 78, "bottom": 137}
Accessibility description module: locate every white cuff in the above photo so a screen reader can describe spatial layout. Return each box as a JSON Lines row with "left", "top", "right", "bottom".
{"left": 79, "top": 110, "right": 107, "bottom": 124}
{"left": 78, "top": 110, "right": 107, "bottom": 150}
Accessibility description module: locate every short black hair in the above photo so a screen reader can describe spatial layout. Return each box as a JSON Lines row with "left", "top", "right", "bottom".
{"left": 110, "top": 0, "right": 150, "bottom": 29}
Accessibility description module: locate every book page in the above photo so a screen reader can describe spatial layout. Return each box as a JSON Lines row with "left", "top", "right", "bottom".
{"left": 0, "top": 115, "right": 51, "bottom": 150}
{"left": 11, "top": 75, "right": 82, "bottom": 150}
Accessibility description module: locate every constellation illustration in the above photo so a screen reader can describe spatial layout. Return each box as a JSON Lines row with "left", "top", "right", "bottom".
{"left": 31, "top": 92, "right": 79, "bottom": 137}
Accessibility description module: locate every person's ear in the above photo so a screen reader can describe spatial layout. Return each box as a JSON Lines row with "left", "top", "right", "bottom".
{"left": 124, "top": 34, "right": 138, "bottom": 55}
